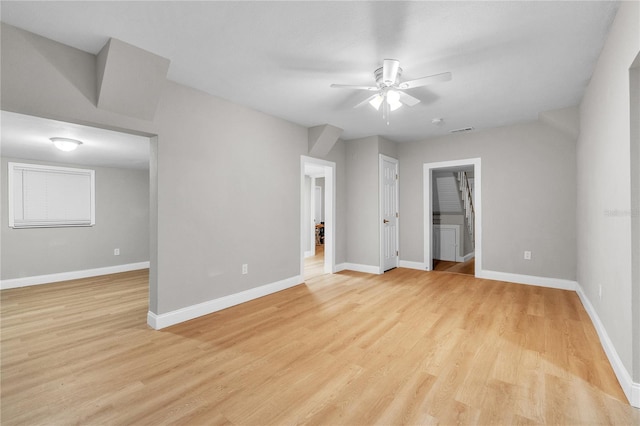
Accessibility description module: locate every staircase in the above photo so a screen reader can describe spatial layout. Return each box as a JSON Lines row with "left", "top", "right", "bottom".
{"left": 456, "top": 171, "right": 475, "bottom": 245}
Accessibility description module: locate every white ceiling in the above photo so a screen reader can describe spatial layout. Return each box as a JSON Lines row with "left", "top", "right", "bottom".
{"left": 0, "top": 1, "right": 619, "bottom": 144}
{"left": 1, "top": 111, "right": 150, "bottom": 170}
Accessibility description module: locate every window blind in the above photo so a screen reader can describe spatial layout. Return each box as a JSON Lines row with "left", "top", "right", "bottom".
{"left": 9, "top": 162, "right": 95, "bottom": 228}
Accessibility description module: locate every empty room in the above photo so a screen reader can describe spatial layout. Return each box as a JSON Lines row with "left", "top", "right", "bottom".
{"left": 1, "top": 1, "right": 639, "bottom": 424}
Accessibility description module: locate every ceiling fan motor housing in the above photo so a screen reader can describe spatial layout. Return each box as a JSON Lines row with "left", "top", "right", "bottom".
{"left": 375, "top": 66, "right": 402, "bottom": 87}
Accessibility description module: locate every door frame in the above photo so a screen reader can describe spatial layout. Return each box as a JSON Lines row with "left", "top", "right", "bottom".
{"left": 379, "top": 154, "right": 399, "bottom": 272}
{"left": 423, "top": 158, "right": 482, "bottom": 274}
{"left": 300, "top": 156, "right": 336, "bottom": 276}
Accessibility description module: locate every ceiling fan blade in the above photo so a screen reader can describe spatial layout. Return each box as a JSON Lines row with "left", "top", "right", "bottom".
{"left": 330, "top": 84, "right": 378, "bottom": 91}
{"left": 398, "top": 72, "right": 452, "bottom": 90}
{"left": 398, "top": 91, "right": 421, "bottom": 107}
{"left": 382, "top": 59, "right": 400, "bottom": 86}
{"left": 353, "top": 94, "right": 380, "bottom": 109}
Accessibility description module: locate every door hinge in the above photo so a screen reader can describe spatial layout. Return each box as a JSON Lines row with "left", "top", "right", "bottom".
{"left": 396, "top": 174, "right": 398, "bottom": 180}
{"left": 396, "top": 212, "right": 399, "bottom": 218}
{"left": 396, "top": 250, "right": 399, "bottom": 256}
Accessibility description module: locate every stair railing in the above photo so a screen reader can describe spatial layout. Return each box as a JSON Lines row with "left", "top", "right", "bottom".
{"left": 457, "top": 171, "right": 475, "bottom": 244}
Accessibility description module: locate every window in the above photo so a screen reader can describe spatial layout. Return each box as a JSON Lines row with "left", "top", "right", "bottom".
{"left": 8, "top": 162, "right": 95, "bottom": 228}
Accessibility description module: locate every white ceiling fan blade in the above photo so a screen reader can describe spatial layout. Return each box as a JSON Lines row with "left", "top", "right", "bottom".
{"left": 398, "top": 91, "right": 421, "bottom": 107}
{"left": 330, "top": 84, "right": 378, "bottom": 91}
{"left": 398, "top": 72, "right": 452, "bottom": 90}
{"left": 382, "top": 59, "right": 400, "bottom": 86}
{"left": 353, "top": 94, "right": 380, "bottom": 109}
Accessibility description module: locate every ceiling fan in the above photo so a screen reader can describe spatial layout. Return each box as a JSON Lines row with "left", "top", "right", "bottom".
{"left": 330, "top": 59, "right": 452, "bottom": 124}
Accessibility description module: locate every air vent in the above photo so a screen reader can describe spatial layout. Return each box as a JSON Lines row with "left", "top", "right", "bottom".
{"left": 449, "top": 127, "right": 475, "bottom": 133}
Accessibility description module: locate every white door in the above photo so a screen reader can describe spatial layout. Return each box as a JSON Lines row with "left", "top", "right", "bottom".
{"left": 433, "top": 225, "right": 457, "bottom": 261}
{"left": 381, "top": 156, "right": 399, "bottom": 271}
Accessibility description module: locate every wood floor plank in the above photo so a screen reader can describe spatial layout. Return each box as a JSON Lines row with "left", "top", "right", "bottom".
{"left": 2, "top": 268, "right": 638, "bottom": 425}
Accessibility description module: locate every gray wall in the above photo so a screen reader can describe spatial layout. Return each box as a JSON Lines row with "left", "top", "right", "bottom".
{"left": 1, "top": 157, "right": 149, "bottom": 279}
{"left": 345, "top": 136, "right": 379, "bottom": 267}
{"left": 398, "top": 120, "right": 577, "bottom": 280}
{"left": 577, "top": 1, "right": 639, "bottom": 381}
{"left": 151, "top": 80, "right": 308, "bottom": 314}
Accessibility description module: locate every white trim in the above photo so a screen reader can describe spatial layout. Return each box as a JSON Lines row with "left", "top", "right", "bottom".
{"left": 462, "top": 252, "right": 475, "bottom": 262}
{"left": 399, "top": 260, "right": 427, "bottom": 270}
{"left": 304, "top": 250, "right": 314, "bottom": 258}
{"left": 379, "top": 154, "right": 399, "bottom": 272}
{"left": 576, "top": 283, "right": 640, "bottom": 408}
{"left": 335, "top": 263, "right": 382, "bottom": 275}
{"left": 301, "top": 156, "right": 336, "bottom": 276}
{"left": 0, "top": 262, "right": 150, "bottom": 290}
{"left": 148, "top": 275, "right": 303, "bottom": 330}
{"left": 424, "top": 158, "right": 482, "bottom": 275}
{"left": 476, "top": 269, "right": 577, "bottom": 291}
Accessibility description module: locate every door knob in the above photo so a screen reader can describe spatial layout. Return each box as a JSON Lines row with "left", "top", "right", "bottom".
{"left": 383, "top": 219, "right": 389, "bottom": 224}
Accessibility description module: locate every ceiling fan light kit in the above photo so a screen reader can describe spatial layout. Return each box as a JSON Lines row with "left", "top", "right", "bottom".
{"left": 331, "top": 59, "right": 452, "bottom": 125}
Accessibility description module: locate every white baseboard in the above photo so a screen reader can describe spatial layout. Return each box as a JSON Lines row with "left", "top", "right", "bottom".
{"left": 576, "top": 284, "right": 640, "bottom": 408}
{"left": 0, "top": 262, "right": 150, "bottom": 290}
{"left": 399, "top": 260, "right": 427, "bottom": 270}
{"left": 304, "top": 250, "right": 314, "bottom": 258}
{"left": 147, "top": 274, "right": 303, "bottom": 330}
{"left": 335, "top": 263, "right": 382, "bottom": 275}
{"left": 476, "top": 269, "right": 577, "bottom": 291}
{"left": 462, "top": 252, "right": 475, "bottom": 262}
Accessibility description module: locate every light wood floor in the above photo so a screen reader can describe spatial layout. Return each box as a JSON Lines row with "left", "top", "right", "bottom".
{"left": 433, "top": 258, "right": 476, "bottom": 275}
{"left": 304, "top": 244, "right": 325, "bottom": 280}
{"left": 2, "top": 268, "right": 638, "bottom": 425}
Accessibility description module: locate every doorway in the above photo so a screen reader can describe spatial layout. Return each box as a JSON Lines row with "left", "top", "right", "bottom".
{"left": 424, "top": 158, "right": 482, "bottom": 275}
{"left": 300, "top": 156, "right": 335, "bottom": 280}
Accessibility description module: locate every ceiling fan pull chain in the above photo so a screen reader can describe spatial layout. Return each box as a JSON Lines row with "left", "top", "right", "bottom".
{"left": 384, "top": 95, "right": 390, "bottom": 125}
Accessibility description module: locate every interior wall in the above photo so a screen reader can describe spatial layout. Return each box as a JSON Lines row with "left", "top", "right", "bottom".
{"left": 1, "top": 157, "right": 150, "bottom": 279}
{"left": 345, "top": 136, "right": 379, "bottom": 267}
{"left": 398, "top": 121, "right": 577, "bottom": 280}
{"left": 153, "top": 81, "right": 308, "bottom": 314}
{"left": 577, "top": 0, "right": 639, "bottom": 382}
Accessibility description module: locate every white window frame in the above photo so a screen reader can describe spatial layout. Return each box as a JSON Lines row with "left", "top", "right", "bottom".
{"left": 8, "top": 162, "right": 95, "bottom": 228}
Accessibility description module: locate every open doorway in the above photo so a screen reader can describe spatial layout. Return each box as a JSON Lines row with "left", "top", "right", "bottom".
{"left": 300, "top": 156, "right": 335, "bottom": 280}
{"left": 0, "top": 111, "right": 153, "bottom": 292}
{"left": 423, "top": 158, "right": 482, "bottom": 275}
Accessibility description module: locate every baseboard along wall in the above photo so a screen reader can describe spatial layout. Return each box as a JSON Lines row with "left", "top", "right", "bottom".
{"left": 0, "top": 262, "right": 150, "bottom": 290}
{"left": 575, "top": 284, "right": 640, "bottom": 408}
{"left": 148, "top": 274, "right": 303, "bottom": 330}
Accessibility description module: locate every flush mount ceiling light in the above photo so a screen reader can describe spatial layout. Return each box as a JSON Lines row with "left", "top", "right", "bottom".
{"left": 51, "top": 137, "right": 83, "bottom": 152}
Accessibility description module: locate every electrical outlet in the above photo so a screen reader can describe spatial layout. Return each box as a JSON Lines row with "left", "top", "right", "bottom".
{"left": 114, "top": 248, "right": 120, "bottom": 256}
{"left": 524, "top": 251, "right": 531, "bottom": 260}
{"left": 242, "top": 264, "right": 248, "bottom": 275}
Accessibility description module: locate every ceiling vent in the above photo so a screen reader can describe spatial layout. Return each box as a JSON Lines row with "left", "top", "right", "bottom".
{"left": 449, "top": 127, "right": 475, "bottom": 133}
